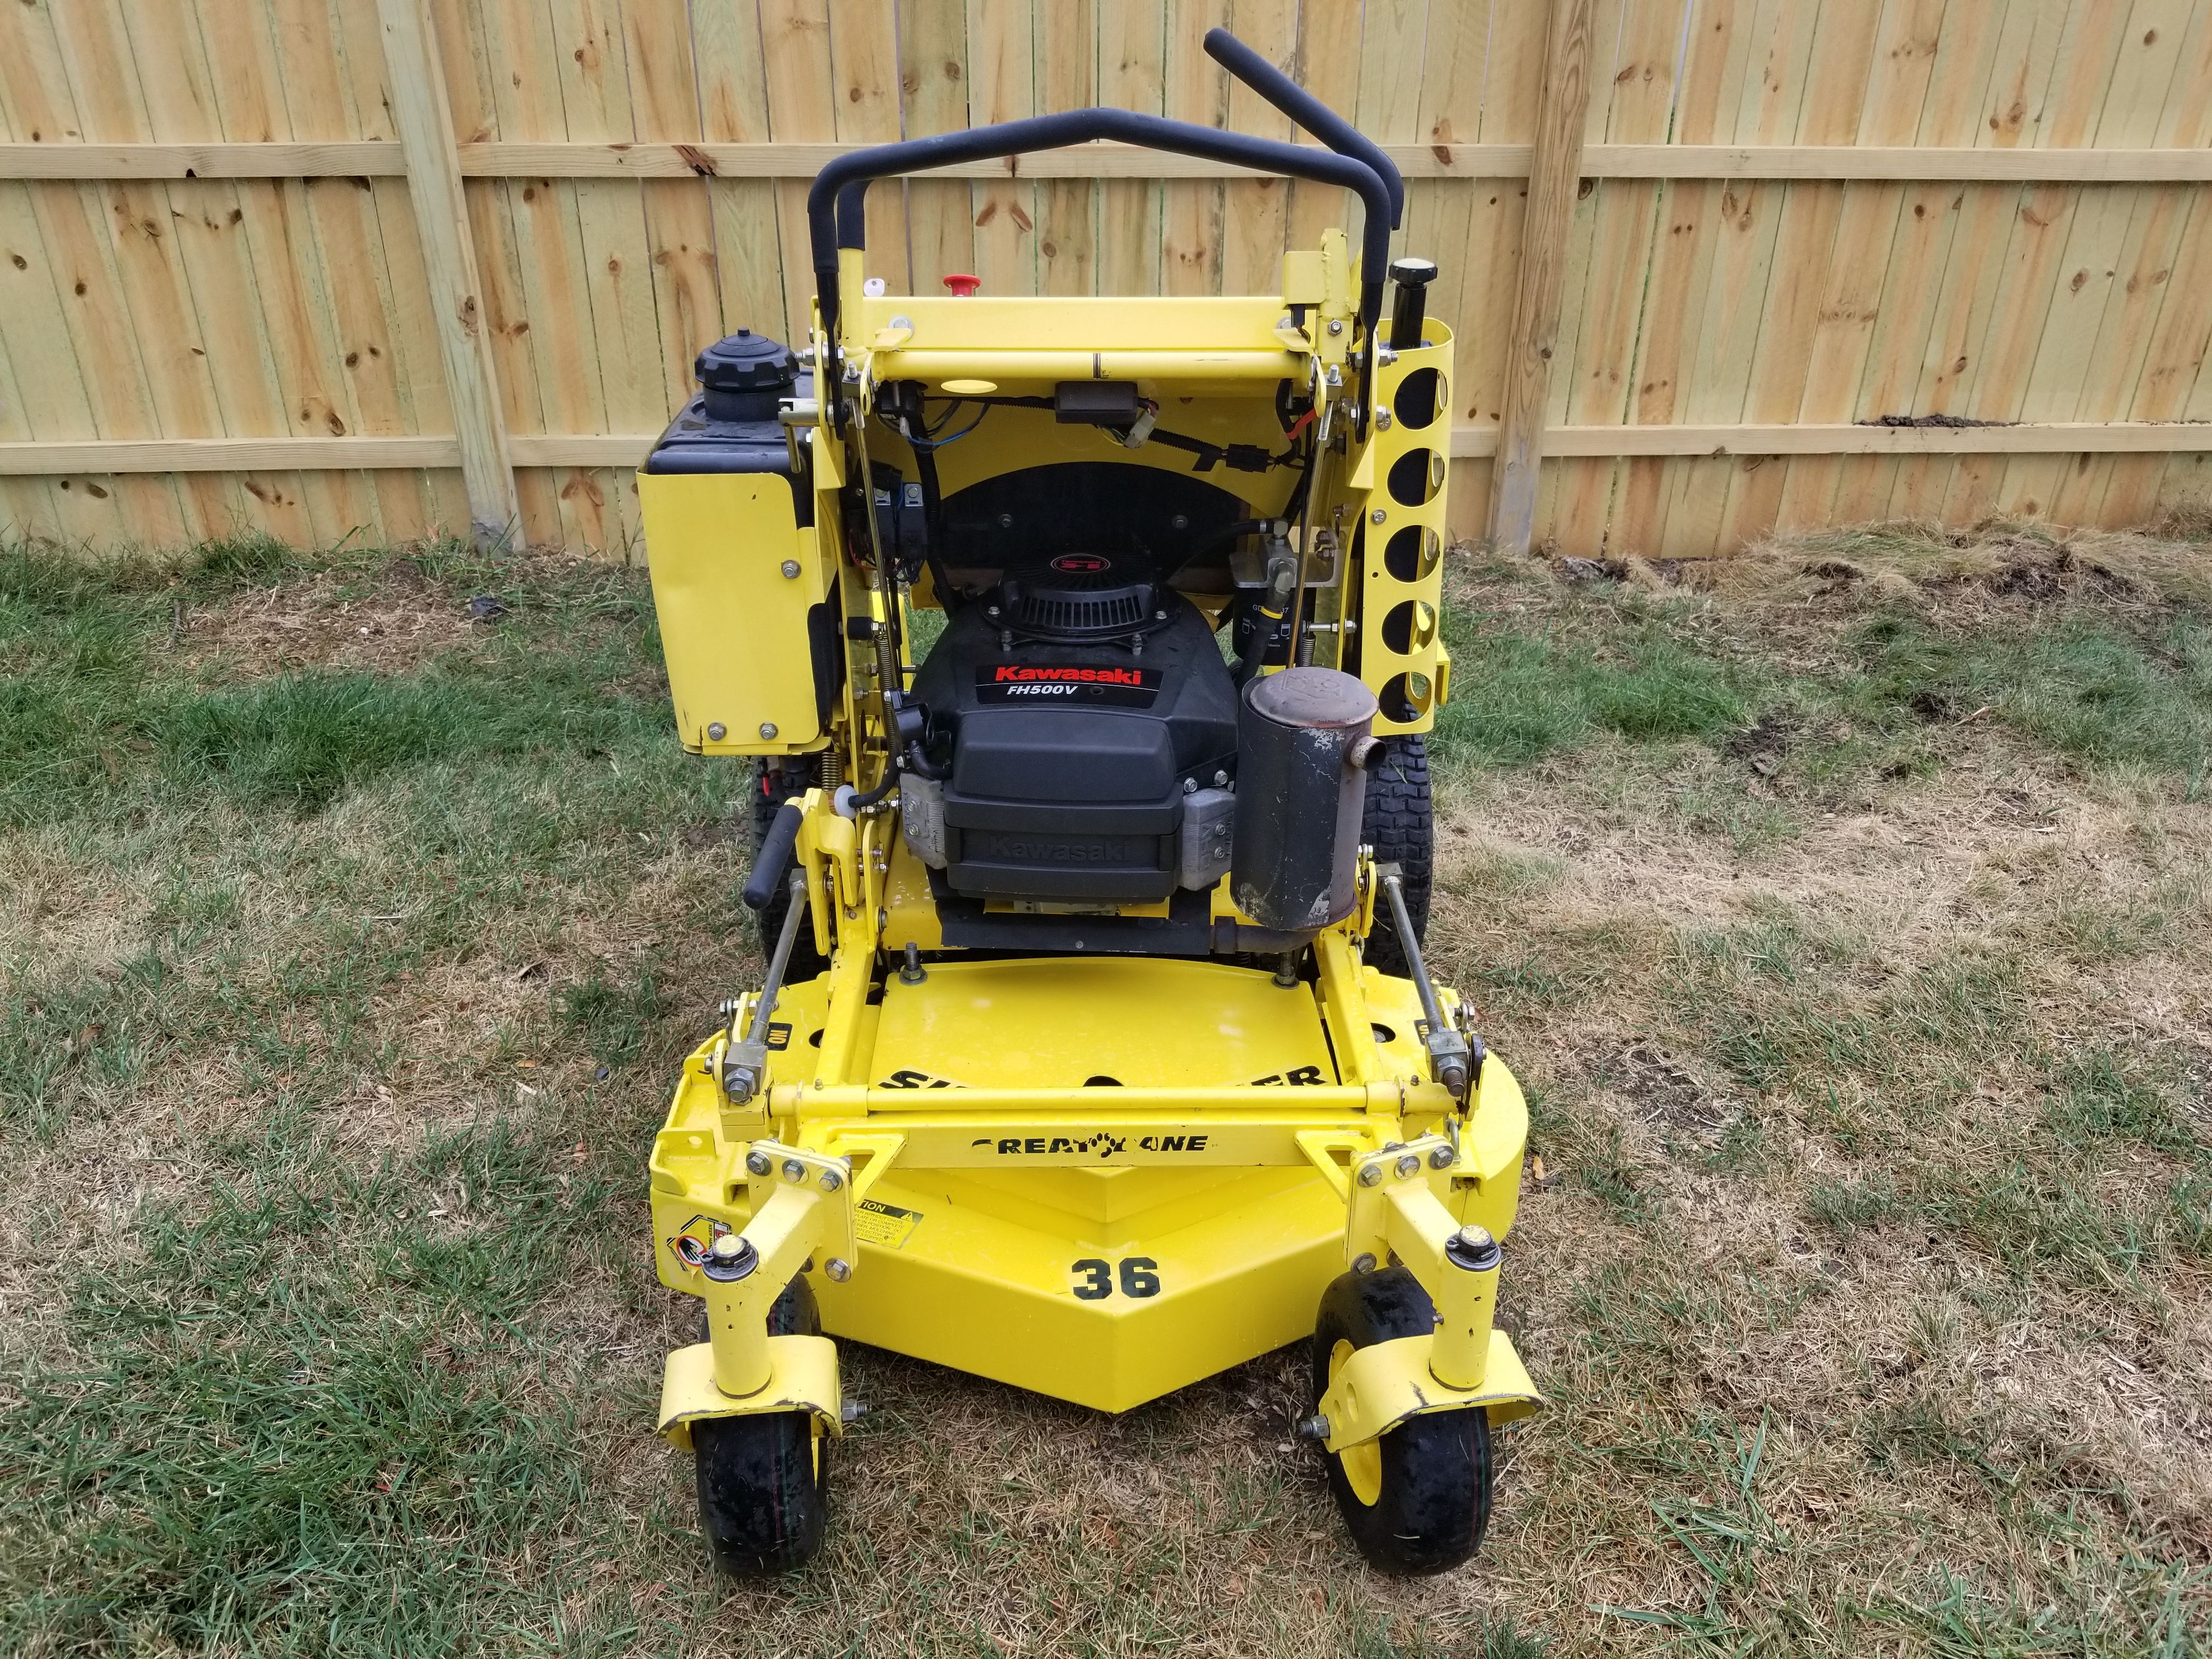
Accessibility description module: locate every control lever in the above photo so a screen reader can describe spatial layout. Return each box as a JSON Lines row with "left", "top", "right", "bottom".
{"left": 743, "top": 800, "right": 803, "bottom": 912}
{"left": 720, "top": 867, "right": 810, "bottom": 1105}
{"left": 1378, "top": 865, "right": 1479, "bottom": 1101}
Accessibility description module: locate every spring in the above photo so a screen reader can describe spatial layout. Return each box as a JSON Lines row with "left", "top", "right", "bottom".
{"left": 818, "top": 750, "right": 845, "bottom": 789}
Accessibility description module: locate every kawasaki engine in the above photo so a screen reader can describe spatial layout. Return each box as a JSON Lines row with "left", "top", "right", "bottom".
{"left": 902, "top": 551, "right": 1238, "bottom": 907}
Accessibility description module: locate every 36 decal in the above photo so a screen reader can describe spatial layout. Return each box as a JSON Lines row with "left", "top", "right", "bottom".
{"left": 1070, "top": 1256, "right": 1161, "bottom": 1300}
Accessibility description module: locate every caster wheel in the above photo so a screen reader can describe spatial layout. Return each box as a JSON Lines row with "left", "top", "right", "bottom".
{"left": 1310, "top": 1266, "right": 1493, "bottom": 1576}
{"left": 693, "top": 1277, "right": 831, "bottom": 1576}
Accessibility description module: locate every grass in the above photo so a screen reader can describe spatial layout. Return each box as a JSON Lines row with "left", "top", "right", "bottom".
{"left": 2, "top": 521, "right": 2209, "bottom": 1655}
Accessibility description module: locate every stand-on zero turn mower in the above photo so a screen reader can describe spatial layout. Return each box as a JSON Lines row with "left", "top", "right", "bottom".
{"left": 637, "top": 30, "right": 1541, "bottom": 1577}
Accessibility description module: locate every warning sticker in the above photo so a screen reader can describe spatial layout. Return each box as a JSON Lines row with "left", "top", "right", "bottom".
{"left": 855, "top": 1198, "right": 924, "bottom": 1249}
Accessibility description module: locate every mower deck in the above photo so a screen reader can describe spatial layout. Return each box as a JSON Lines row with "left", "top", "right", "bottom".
{"left": 650, "top": 951, "right": 1530, "bottom": 1413}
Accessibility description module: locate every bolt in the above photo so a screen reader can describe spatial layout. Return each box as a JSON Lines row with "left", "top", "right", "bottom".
{"left": 1370, "top": 507, "right": 1386, "bottom": 524}
{"left": 986, "top": 605, "right": 1001, "bottom": 617}
{"left": 1351, "top": 1251, "right": 1378, "bottom": 1273}
{"left": 1376, "top": 410, "right": 1394, "bottom": 431}
{"left": 701, "top": 1234, "right": 759, "bottom": 1282}
{"left": 760, "top": 721, "right": 778, "bottom": 739}
{"left": 1327, "top": 318, "right": 1345, "bottom": 336}
{"left": 1429, "top": 1144, "right": 1456, "bottom": 1170}
{"left": 841, "top": 1400, "right": 867, "bottom": 1423}
{"left": 1182, "top": 777, "right": 1197, "bottom": 794}
{"left": 719, "top": 997, "right": 740, "bottom": 1018}
{"left": 782, "top": 1158, "right": 806, "bottom": 1183}
{"left": 899, "top": 942, "right": 926, "bottom": 984}
{"left": 1294, "top": 1413, "right": 1330, "bottom": 1443}
{"left": 1446, "top": 1223, "right": 1502, "bottom": 1273}
{"left": 1396, "top": 1153, "right": 1420, "bottom": 1180}
{"left": 820, "top": 1168, "right": 843, "bottom": 1192}
{"left": 825, "top": 1257, "right": 852, "bottom": 1282}
{"left": 1171, "top": 514, "right": 1189, "bottom": 531}
{"left": 1357, "top": 1163, "right": 1384, "bottom": 1188}
{"left": 707, "top": 721, "right": 727, "bottom": 741}
{"left": 1154, "top": 609, "right": 1168, "bottom": 620}
{"left": 1213, "top": 769, "right": 1227, "bottom": 786}
{"left": 746, "top": 1149, "right": 772, "bottom": 1176}
{"left": 781, "top": 558, "right": 801, "bottom": 579}
{"left": 998, "top": 512, "right": 1014, "bottom": 529}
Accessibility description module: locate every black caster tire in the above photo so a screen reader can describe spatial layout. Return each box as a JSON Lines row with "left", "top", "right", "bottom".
{"left": 693, "top": 1276, "right": 830, "bottom": 1576}
{"left": 751, "top": 758, "right": 828, "bottom": 980}
{"left": 1361, "top": 736, "right": 1433, "bottom": 980}
{"left": 1310, "top": 1266, "right": 1493, "bottom": 1576}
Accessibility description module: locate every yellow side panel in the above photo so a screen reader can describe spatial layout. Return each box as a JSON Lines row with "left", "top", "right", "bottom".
{"left": 637, "top": 470, "right": 830, "bottom": 756}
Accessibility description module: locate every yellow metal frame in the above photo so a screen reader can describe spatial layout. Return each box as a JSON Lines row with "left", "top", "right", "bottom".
{"left": 636, "top": 218, "right": 1535, "bottom": 1452}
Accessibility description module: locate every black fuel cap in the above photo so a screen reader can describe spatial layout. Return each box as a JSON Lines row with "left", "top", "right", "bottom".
{"left": 697, "top": 328, "right": 800, "bottom": 393}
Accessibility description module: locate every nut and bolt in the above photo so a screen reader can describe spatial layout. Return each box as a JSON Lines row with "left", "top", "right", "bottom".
{"left": 701, "top": 1234, "right": 759, "bottom": 1282}
{"left": 781, "top": 559, "right": 801, "bottom": 579}
{"left": 745, "top": 1149, "right": 773, "bottom": 1176}
{"left": 707, "top": 722, "right": 727, "bottom": 741}
{"left": 824, "top": 1257, "right": 853, "bottom": 1283}
{"left": 1395, "top": 1153, "right": 1421, "bottom": 1180}
{"left": 1357, "top": 1163, "right": 1384, "bottom": 1188}
{"left": 1351, "top": 1252, "right": 1378, "bottom": 1273}
{"left": 1376, "top": 410, "right": 1394, "bottom": 430}
{"left": 1445, "top": 1223, "right": 1502, "bottom": 1273}
{"left": 819, "top": 1168, "right": 844, "bottom": 1193}
{"left": 840, "top": 1400, "right": 867, "bottom": 1423}
{"left": 1294, "top": 1413, "right": 1330, "bottom": 1443}
{"left": 1327, "top": 318, "right": 1345, "bottom": 335}
{"left": 1429, "top": 1144, "right": 1457, "bottom": 1170}
{"left": 759, "top": 722, "right": 778, "bottom": 740}
{"left": 1212, "top": 770, "right": 1228, "bottom": 786}
{"left": 1370, "top": 507, "right": 1387, "bottom": 524}
{"left": 781, "top": 1157, "right": 807, "bottom": 1183}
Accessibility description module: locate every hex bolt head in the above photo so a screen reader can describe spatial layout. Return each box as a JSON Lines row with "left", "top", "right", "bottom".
{"left": 781, "top": 1158, "right": 806, "bottom": 1183}
{"left": 1356, "top": 1164, "right": 1384, "bottom": 1188}
{"left": 1446, "top": 1223, "right": 1503, "bottom": 1273}
{"left": 1327, "top": 318, "right": 1345, "bottom": 335}
{"left": 781, "top": 559, "right": 801, "bottom": 579}
{"left": 745, "top": 1149, "right": 772, "bottom": 1176}
{"left": 1294, "top": 1413, "right": 1330, "bottom": 1443}
{"left": 1351, "top": 1252, "right": 1378, "bottom": 1273}
{"left": 707, "top": 722, "right": 727, "bottom": 742}
{"left": 1395, "top": 1153, "right": 1421, "bottom": 1180}
{"left": 1376, "top": 410, "right": 1394, "bottom": 430}
{"left": 840, "top": 1400, "right": 867, "bottom": 1423}
{"left": 1429, "top": 1144, "right": 1456, "bottom": 1170}
{"left": 1370, "top": 507, "right": 1387, "bottom": 524}
{"left": 819, "top": 1168, "right": 843, "bottom": 1193}
{"left": 759, "top": 722, "right": 778, "bottom": 740}
{"left": 824, "top": 1257, "right": 853, "bottom": 1282}
{"left": 701, "top": 1234, "right": 759, "bottom": 1283}
{"left": 1212, "top": 770, "right": 1228, "bottom": 786}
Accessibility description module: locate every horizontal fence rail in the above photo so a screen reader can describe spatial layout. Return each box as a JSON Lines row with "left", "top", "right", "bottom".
{"left": 2, "top": 0, "right": 2210, "bottom": 560}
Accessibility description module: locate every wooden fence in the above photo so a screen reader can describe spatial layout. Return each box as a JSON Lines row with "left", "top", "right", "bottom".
{"left": 3, "top": 0, "right": 2211, "bottom": 560}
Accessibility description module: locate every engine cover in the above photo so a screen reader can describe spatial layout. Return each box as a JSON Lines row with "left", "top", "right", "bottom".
{"left": 906, "top": 583, "right": 1238, "bottom": 904}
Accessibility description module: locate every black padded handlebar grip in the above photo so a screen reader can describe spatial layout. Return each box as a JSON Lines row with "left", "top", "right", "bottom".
{"left": 743, "top": 800, "right": 804, "bottom": 912}
{"left": 806, "top": 108, "right": 1391, "bottom": 348}
{"left": 1201, "top": 29, "right": 1403, "bottom": 228}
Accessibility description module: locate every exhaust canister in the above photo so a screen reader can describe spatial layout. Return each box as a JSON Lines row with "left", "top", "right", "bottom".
{"left": 1231, "top": 667, "right": 1378, "bottom": 933}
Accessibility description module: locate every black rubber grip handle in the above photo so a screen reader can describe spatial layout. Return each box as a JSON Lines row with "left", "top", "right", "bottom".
{"left": 743, "top": 801, "right": 804, "bottom": 912}
{"left": 1201, "top": 29, "right": 1404, "bottom": 228}
{"left": 808, "top": 108, "right": 1391, "bottom": 349}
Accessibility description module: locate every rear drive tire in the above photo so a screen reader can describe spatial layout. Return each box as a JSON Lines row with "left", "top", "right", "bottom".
{"left": 693, "top": 1276, "right": 830, "bottom": 1575}
{"left": 751, "top": 758, "right": 828, "bottom": 980}
{"left": 1310, "top": 1266, "right": 1493, "bottom": 1576}
{"left": 1361, "top": 735, "right": 1433, "bottom": 979}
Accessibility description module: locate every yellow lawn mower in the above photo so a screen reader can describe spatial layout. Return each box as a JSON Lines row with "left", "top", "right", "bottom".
{"left": 636, "top": 28, "right": 1540, "bottom": 1577}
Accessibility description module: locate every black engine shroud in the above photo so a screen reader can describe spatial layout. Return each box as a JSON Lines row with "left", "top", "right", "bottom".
{"left": 907, "top": 563, "right": 1238, "bottom": 904}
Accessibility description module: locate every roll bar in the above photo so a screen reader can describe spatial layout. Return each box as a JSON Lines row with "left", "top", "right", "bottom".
{"left": 1201, "top": 29, "right": 1404, "bottom": 229}
{"left": 809, "top": 109, "right": 1389, "bottom": 346}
